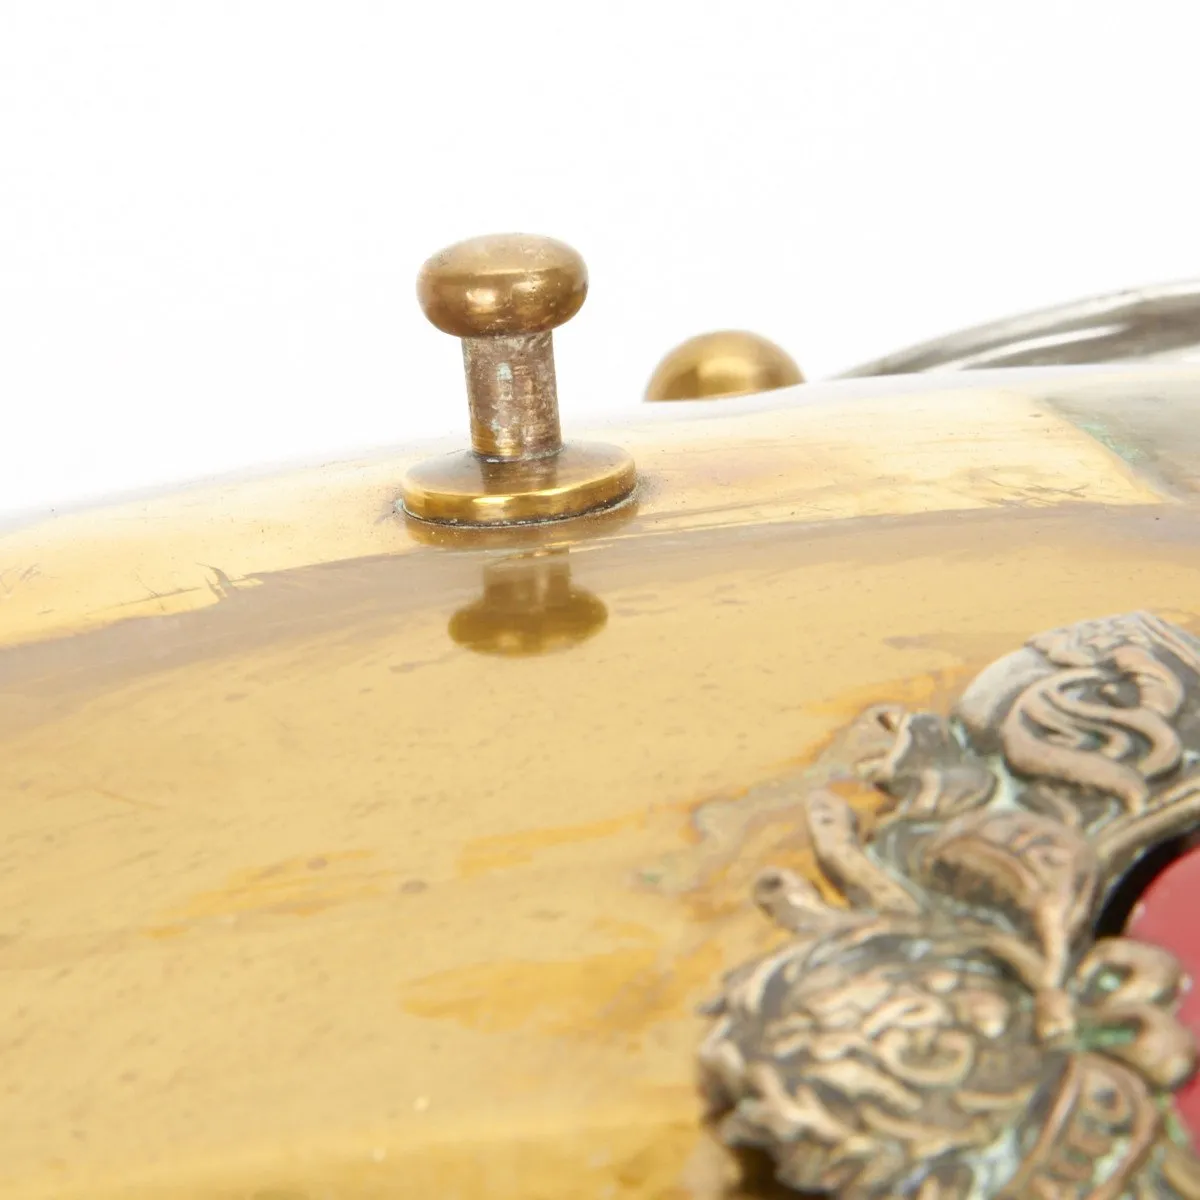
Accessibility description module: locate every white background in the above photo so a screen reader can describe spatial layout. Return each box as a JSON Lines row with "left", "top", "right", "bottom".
{"left": 3, "top": 2, "right": 1199, "bottom": 517}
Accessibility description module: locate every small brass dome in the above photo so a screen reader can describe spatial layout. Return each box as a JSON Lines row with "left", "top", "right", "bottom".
{"left": 645, "top": 330, "right": 803, "bottom": 402}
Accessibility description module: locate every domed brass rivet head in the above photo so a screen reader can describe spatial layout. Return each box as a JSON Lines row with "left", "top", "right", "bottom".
{"left": 644, "top": 330, "right": 803, "bottom": 402}
{"left": 400, "top": 234, "right": 637, "bottom": 527}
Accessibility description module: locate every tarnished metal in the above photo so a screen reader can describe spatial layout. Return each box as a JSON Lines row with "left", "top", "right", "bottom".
{"left": 461, "top": 333, "right": 562, "bottom": 461}
{"left": 402, "top": 233, "right": 636, "bottom": 525}
{"left": 417, "top": 235, "right": 583, "bottom": 461}
{"left": 701, "top": 611, "right": 1200, "bottom": 1200}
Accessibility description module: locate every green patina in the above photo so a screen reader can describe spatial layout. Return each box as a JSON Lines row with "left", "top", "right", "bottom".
{"left": 1078, "top": 1022, "right": 1137, "bottom": 1051}
{"left": 1075, "top": 418, "right": 1152, "bottom": 466}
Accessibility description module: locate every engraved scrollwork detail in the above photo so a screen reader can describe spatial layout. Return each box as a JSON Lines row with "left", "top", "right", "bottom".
{"left": 699, "top": 612, "right": 1200, "bottom": 1200}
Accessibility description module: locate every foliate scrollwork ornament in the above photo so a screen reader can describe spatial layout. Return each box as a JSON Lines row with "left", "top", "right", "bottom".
{"left": 700, "top": 613, "right": 1200, "bottom": 1200}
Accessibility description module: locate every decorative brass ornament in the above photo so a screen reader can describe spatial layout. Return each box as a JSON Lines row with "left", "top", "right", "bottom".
{"left": 700, "top": 612, "right": 1200, "bottom": 1200}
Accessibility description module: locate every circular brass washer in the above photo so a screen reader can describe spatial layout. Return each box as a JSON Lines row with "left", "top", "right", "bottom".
{"left": 399, "top": 442, "right": 636, "bottom": 527}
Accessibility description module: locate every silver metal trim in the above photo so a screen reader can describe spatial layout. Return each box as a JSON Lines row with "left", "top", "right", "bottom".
{"left": 838, "top": 280, "right": 1200, "bottom": 378}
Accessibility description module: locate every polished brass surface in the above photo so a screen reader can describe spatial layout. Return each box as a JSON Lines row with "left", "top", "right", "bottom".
{"left": 645, "top": 330, "right": 803, "bottom": 401}
{"left": 3, "top": 366, "right": 1188, "bottom": 648}
{"left": 702, "top": 611, "right": 1200, "bottom": 1199}
{"left": 400, "top": 442, "right": 636, "bottom": 526}
{"left": 402, "top": 233, "right": 636, "bottom": 524}
{"left": 9, "top": 366, "right": 1200, "bottom": 1198}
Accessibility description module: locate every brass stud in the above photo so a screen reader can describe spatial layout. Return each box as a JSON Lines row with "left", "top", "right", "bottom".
{"left": 400, "top": 234, "right": 637, "bottom": 527}
{"left": 645, "top": 330, "right": 803, "bottom": 402}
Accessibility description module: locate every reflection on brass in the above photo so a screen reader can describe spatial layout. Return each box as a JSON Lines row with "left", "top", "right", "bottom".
{"left": 401, "top": 234, "right": 636, "bottom": 526}
{"left": 701, "top": 612, "right": 1200, "bottom": 1200}
{"left": 645, "top": 331, "right": 803, "bottom": 402}
{"left": 448, "top": 551, "right": 606, "bottom": 657}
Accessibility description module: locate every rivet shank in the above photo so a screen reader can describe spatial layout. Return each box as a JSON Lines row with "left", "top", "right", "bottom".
{"left": 463, "top": 333, "right": 562, "bottom": 460}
